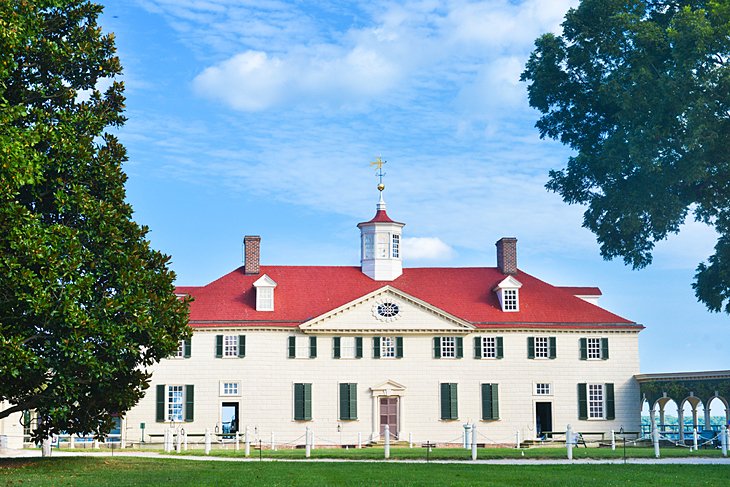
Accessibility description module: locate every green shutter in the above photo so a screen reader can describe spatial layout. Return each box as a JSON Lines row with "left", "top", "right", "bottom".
{"left": 185, "top": 385, "right": 194, "bottom": 422}
{"left": 496, "top": 337, "right": 504, "bottom": 359}
{"left": 481, "top": 383, "right": 492, "bottom": 420}
{"left": 349, "top": 383, "right": 357, "bottom": 419}
{"left": 578, "top": 383, "right": 588, "bottom": 420}
{"left": 215, "top": 335, "right": 223, "bottom": 358}
{"left": 601, "top": 338, "right": 609, "bottom": 360}
{"left": 238, "top": 335, "right": 246, "bottom": 358}
{"left": 373, "top": 337, "right": 380, "bottom": 359}
{"left": 156, "top": 384, "right": 165, "bottom": 422}
{"left": 579, "top": 338, "right": 587, "bottom": 360}
{"left": 288, "top": 336, "right": 296, "bottom": 358}
{"left": 440, "top": 383, "right": 450, "bottom": 419}
{"left": 396, "top": 337, "right": 403, "bottom": 358}
{"left": 474, "top": 337, "right": 481, "bottom": 358}
{"left": 527, "top": 337, "right": 535, "bottom": 359}
{"left": 333, "top": 337, "right": 341, "bottom": 359}
{"left": 339, "top": 383, "right": 349, "bottom": 420}
{"left": 549, "top": 337, "right": 557, "bottom": 359}
{"left": 309, "top": 336, "right": 317, "bottom": 358}
{"left": 605, "top": 383, "right": 615, "bottom": 420}
{"left": 450, "top": 384, "right": 458, "bottom": 419}
{"left": 491, "top": 384, "right": 500, "bottom": 419}
{"left": 303, "top": 383, "right": 312, "bottom": 420}
{"left": 434, "top": 337, "right": 441, "bottom": 359}
{"left": 184, "top": 339, "right": 191, "bottom": 358}
{"left": 355, "top": 337, "right": 363, "bottom": 358}
{"left": 456, "top": 337, "right": 463, "bottom": 358}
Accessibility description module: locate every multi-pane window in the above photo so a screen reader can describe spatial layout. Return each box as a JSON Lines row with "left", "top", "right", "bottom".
{"left": 534, "top": 337, "right": 549, "bottom": 358}
{"left": 175, "top": 340, "right": 185, "bottom": 358}
{"left": 377, "top": 233, "right": 389, "bottom": 258}
{"left": 587, "top": 338, "right": 601, "bottom": 359}
{"left": 340, "top": 337, "right": 356, "bottom": 359}
{"left": 363, "top": 235, "right": 374, "bottom": 259}
{"left": 167, "top": 385, "right": 184, "bottom": 422}
{"left": 392, "top": 234, "right": 400, "bottom": 258}
{"left": 588, "top": 384, "right": 604, "bottom": 419}
{"left": 221, "top": 382, "right": 240, "bottom": 396}
{"left": 223, "top": 335, "right": 238, "bottom": 357}
{"left": 381, "top": 337, "right": 396, "bottom": 358}
{"left": 441, "top": 337, "right": 456, "bottom": 358}
{"left": 502, "top": 289, "right": 518, "bottom": 311}
{"left": 481, "top": 337, "right": 496, "bottom": 358}
{"left": 289, "top": 336, "right": 317, "bottom": 359}
{"left": 535, "top": 383, "right": 552, "bottom": 395}
{"left": 257, "top": 287, "right": 273, "bottom": 311}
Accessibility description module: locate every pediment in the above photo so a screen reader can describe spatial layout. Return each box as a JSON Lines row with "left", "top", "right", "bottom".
{"left": 300, "top": 286, "right": 473, "bottom": 333}
{"left": 493, "top": 275, "right": 522, "bottom": 290}
{"left": 371, "top": 379, "right": 406, "bottom": 396}
{"left": 253, "top": 274, "right": 277, "bottom": 288}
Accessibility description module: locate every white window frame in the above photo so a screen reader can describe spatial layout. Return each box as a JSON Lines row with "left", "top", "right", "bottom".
{"left": 220, "top": 381, "right": 241, "bottom": 397}
{"left": 340, "top": 337, "right": 357, "bottom": 359}
{"left": 534, "top": 337, "right": 549, "bottom": 359}
{"left": 381, "top": 336, "right": 396, "bottom": 358}
{"left": 480, "top": 337, "right": 497, "bottom": 359}
{"left": 587, "top": 337, "right": 601, "bottom": 360}
{"left": 392, "top": 234, "right": 400, "bottom": 258}
{"left": 502, "top": 289, "right": 518, "bottom": 311}
{"left": 588, "top": 383, "right": 605, "bottom": 419}
{"left": 222, "top": 335, "right": 239, "bottom": 358}
{"left": 257, "top": 287, "right": 273, "bottom": 311}
{"left": 167, "top": 385, "right": 184, "bottom": 422}
{"left": 534, "top": 383, "right": 552, "bottom": 396}
{"left": 440, "top": 336, "right": 456, "bottom": 358}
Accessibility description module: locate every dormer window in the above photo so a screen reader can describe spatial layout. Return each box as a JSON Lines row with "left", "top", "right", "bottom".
{"left": 253, "top": 274, "right": 277, "bottom": 311}
{"left": 494, "top": 276, "right": 522, "bottom": 312}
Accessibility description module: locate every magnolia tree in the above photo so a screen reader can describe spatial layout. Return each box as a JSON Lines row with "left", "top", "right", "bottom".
{"left": 522, "top": 0, "right": 730, "bottom": 313}
{"left": 0, "top": 0, "right": 189, "bottom": 441}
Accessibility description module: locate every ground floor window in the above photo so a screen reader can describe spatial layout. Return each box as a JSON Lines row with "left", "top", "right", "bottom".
{"left": 156, "top": 384, "right": 194, "bottom": 422}
{"left": 578, "top": 382, "right": 614, "bottom": 420}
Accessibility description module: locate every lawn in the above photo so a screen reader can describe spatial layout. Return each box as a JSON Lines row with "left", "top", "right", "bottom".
{"left": 1, "top": 457, "right": 729, "bottom": 486}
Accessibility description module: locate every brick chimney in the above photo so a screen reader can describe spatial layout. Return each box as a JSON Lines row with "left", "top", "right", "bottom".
{"left": 496, "top": 237, "right": 517, "bottom": 275}
{"left": 244, "top": 235, "right": 261, "bottom": 275}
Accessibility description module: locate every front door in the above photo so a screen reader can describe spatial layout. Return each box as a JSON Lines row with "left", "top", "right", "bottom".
{"left": 379, "top": 397, "right": 399, "bottom": 440}
{"left": 221, "top": 402, "right": 239, "bottom": 436}
{"left": 535, "top": 402, "right": 552, "bottom": 438}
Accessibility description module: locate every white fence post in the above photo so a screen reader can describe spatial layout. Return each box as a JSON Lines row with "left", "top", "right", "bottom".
{"left": 384, "top": 425, "right": 390, "bottom": 459}
{"left": 183, "top": 430, "right": 188, "bottom": 451}
{"left": 566, "top": 424, "right": 573, "bottom": 460}
{"left": 41, "top": 438, "right": 52, "bottom": 457}
{"left": 162, "top": 429, "right": 169, "bottom": 453}
{"left": 652, "top": 422, "right": 660, "bottom": 458}
{"left": 176, "top": 430, "right": 182, "bottom": 453}
{"left": 271, "top": 431, "right": 276, "bottom": 451}
{"left": 409, "top": 432, "right": 413, "bottom": 448}
{"left": 305, "top": 427, "right": 311, "bottom": 458}
{"left": 204, "top": 428, "right": 211, "bottom": 455}
{"left": 721, "top": 426, "right": 727, "bottom": 457}
{"left": 515, "top": 430, "right": 520, "bottom": 449}
{"left": 357, "top": 432, "right": 362, "bottom": 449}
{"left": 611, "top": 429, "right": 616, "bottom": 451}
{"left": 693, "top": 427, "right": 699, "bottom": 451}
{"left": 471, "top": 424, "right": 477, "bottom": 461}
{"left": 235, "top": 431, "right": 240, "bottom": 451}
{"left": 244, "top": 426, "right": 250, "bottom": 457}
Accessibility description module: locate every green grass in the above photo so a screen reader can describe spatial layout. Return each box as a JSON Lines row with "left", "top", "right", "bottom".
{"left": 1, "top": 457, "right": 729, "bottom": 486}
{"left": 171, "top": 445, "right": 726, "bottom": 460}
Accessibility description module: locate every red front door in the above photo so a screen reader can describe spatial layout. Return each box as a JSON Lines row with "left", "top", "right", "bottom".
{"left": 379, "top": 397, "right": 399, "bottom": 439}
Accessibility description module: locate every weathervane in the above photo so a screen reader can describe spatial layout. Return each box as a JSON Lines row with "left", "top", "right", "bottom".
{"left": 370, "top": 155, "right": 387, "bottom": 191}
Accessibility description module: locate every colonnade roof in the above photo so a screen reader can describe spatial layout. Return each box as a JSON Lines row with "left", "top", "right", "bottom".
{"left": 635, "top": 371, "right": 730, "bottom": 408}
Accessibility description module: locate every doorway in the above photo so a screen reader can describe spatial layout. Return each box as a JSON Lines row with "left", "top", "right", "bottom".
{"left": 535, "top": 402, "right": 552, "bottom": 438}
{"left": 221, "top": 402, "right": 239, "bottom": 436}
{"left": 379, "top": 397, "right": 399, "bottom": 440}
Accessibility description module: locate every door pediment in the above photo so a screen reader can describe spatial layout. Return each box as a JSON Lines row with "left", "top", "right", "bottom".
{"left": 371, "top": 379, "right": 406, "bottom": 397}
{"left": 299, "top": 286, "right": 473, "bottom": 333}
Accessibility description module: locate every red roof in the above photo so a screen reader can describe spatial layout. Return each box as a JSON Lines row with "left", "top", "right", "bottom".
{"left": 357, "top": 209, "right": 404, "bottom": 226}
{"left": 177, "top": 266, "right": 639, "bottom": 330}
{"left": 558, "top": 286, "right": 602, "bottom": 296}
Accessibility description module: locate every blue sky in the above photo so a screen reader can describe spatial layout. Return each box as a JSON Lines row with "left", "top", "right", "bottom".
{"left": 103, "top": 0, "right": 727, "bottom": 373}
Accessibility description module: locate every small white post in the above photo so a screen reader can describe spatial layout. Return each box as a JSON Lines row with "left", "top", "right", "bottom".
{"left": 471, "top": 424, "right": 478, "bottom": 461}
{"left": 204, "top": 428, "right": 211, "bottom": 455}
{"left": 183, "top": 430, "right": 188, "bottom": 451}
{"left": 41, "top": 438, "right": 52, "bottom": 457}
{"left": 357, "top": 432, "right": 362, "bottom": 449}
{"left": 235, "top": 431, "right": 240, "bottom": 451}
{"left": 652, "top": 422, "right": 660, "bottom": 458}
{"left": 409, "top": 432, "right": 413, "bottom": 448}
{"left": 305, "top": 427, "right": 311, "bottom": 458}
{"left": 163, "top": 429, "right": 169, "bottom": 453}
{"left": 693, "top": 427, "right": 699, "bottom": 451}
{"left": 69, "top": 435, "right": 75, "bottom": 449}
{"left": 384, "top": 424, "right": 390, "bottom": 459}
{"left": 93, "top": 438, "right": 99, "bottom": 449}
{"left": 721, "top": 426, "right": 727, "bottom": 457}
{"left": 515, "top": 430, "right": 520, "bottom": 449}
{"left": 271, "top": 431, "right": 276, "bottom": 451}
{"left": 176, "top": 430, "right": 181, "bottom": 453}
{"left": 611, "top": 429, "right": 616, "bottom": 451}
{"left": 244, "top": 426, "right": 250, "bottom": 457}
{"left": 566, "top": 424, "right": 573, "bottom": 460}
{"left": 463, "top": 423, "right": 471, "bottom": 449}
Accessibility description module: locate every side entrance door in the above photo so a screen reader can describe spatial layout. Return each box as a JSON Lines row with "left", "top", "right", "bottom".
{"left": 379, "top": 397, "right": 399, "bottom": 440}
{"left": 535, "top": 402, "right": 552, "bottom": 438}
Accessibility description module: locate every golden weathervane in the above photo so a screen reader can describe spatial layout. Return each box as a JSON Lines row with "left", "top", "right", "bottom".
{"left": 370, "top": 156, "right": 387, "bottom": 191}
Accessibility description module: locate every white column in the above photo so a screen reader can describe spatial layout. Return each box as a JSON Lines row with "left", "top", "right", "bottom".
{"left": 384, "top": 424, "right": 390, "bottom": 459}
{"left": 611, "top": 430, "right": 616, "bottom": 451}
{"left": 305, "top": 427, "right": 311, "bottom": 458}
{"left": 244, "top": 426, "right": 250, "bottom": 457}
{"left": 204, "top": 428, "right": 211, "bottom": 455}
{"left": 566, "top": 424, "right": 573, "bottom": 460}
{"left": 372, "top": 396, "right": 378, "bottom": 442}
{"left": 471, "top": 424, "right": 477, "bottom": 461}
{"left": 678, "top": 407, "right": 685, "bottom": 442}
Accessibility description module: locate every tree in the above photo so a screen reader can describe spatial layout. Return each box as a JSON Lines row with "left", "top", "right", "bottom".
{"left": 0, "top": 1, "right": 189, "bottom": 441}
{"left": 521, "top": 0, "right": 730, "bottom": 312}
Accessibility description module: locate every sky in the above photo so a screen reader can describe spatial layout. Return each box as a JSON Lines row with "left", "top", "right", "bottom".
{"left": 101, "top": 0, "right": 727, "bottom": 374}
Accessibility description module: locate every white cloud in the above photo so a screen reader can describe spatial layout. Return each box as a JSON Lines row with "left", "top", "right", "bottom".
{"left": 402, "top": 237, "right": 456, "bottom": 260}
